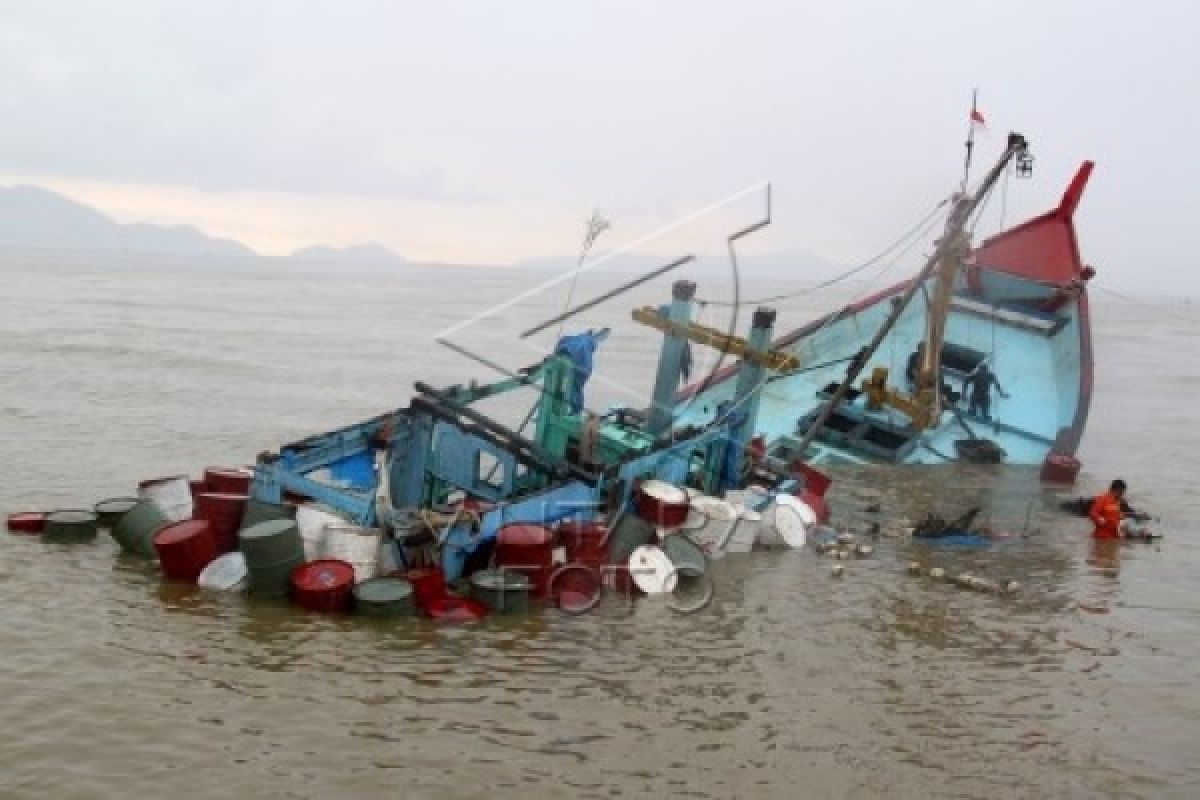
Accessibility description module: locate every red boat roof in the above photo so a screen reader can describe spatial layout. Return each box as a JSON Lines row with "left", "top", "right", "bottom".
{"left": 970, "top": 161, "right": 1094, "bottom": 286}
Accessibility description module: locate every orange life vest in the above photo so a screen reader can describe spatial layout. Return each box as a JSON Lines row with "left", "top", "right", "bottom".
{"left": 1089, "top": 491, "right": 1122, "bottom": 539}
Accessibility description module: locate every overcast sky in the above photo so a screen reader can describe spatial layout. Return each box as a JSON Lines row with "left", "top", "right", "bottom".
{"left": 0, "top": 1, "right": 1196, "bottom": 289}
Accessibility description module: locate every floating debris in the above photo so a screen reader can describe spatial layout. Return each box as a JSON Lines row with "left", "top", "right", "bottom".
{"left": 830, "top": 564, "right": 845, "bottom": 578}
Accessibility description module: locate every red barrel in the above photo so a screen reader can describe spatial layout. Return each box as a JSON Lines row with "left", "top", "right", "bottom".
{"left": 204, "top": 467, "right": 253, "bottom": 495}
{"left": 633, "top": 480, "right": 690, "bottom": 528}
{"left": 495, "top": 523, "right": 555, "bottom": 597}
{"left": 550, "top": 563, "right": 603, "bottom": 613}
{"left": 407, "top": 566, "right": 447, "bottom": 611}
{"left": 154, "top": 520, "right": 218, "bottom": 582}
{"left": 6, "top": 512, "right": 47, "bottom": 534}
{"left": 557, "top": 520, "right": 609, "bottom": 565}
{"left": 193, "top": 492, "right": 247, "bottom": 554}
{"left": 291, "top": 559, "right": 356, "bottom": 612}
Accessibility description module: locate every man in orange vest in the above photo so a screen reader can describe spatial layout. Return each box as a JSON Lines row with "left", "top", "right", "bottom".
{"left": 1089, "top": 479, "right": 1128, "bottom": 539}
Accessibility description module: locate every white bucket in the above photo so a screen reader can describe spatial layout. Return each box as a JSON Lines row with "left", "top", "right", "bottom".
{"left": 138, "top": 476, "right": 193, "bottom": 523}
{"left": 770, "top": 495, "right": 812, "bottom": 549}
{"left": 324, "top": 523, "right": 383, "bottom": 584}
{"left": 295, "top": 503, "right": 348, "bottom": 560}
{"left": 198, "top": 552, "right": 248, "bottom": 591}
{"left": 628, "top": 545, "right": 677, "bottom": 594}
{"left": 683, "top": 495, "right": 740, "bottom": 554}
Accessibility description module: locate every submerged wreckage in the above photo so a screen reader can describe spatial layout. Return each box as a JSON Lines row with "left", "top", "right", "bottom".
{"left": 7, "top": 131, "right": 1101, "bottom": 616}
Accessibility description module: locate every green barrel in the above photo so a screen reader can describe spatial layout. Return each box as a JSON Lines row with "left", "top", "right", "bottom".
{"left": 111, "top": 500, "right": 171, "bottom": 556}
{"left": 246, "top": 555, "right": 305, "bottom": 598}
{"left": 353, "top": 577, "right": 416, "bottom": 617}
{"left": 239, "top": 499, "right": 295, "bottom": 532}
{"left": 469, "top": 568, "right": 531, "bottom": 614}
{"left": 661, "top": 533, "right": 710, "bottom": 604}
{"left": 239, "top": 518, "right": 305, "bottom": 563}
{"left": 43, "top": 510, "right": 99, "bottom": 543}
{"left": 94, "top": 497, "right": 138, "bottom": 529}
{"left": 607, "top": 514, "right": 655, "bottom": 567}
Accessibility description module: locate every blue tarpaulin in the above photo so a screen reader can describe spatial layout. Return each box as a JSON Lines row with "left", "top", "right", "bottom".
{"left": 554, "top": 330, "right": 604, "bottom": 414}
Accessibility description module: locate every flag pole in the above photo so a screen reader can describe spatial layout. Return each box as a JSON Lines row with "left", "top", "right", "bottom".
{"left": 961, "top": 88, "right": 978, "bottom": 192}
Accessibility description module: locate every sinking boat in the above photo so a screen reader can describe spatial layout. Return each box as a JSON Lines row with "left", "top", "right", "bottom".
{"left": 674, "top": 132, "right": 1097, "bottom": 479}
{"left": 244, "top": 131, "right": 1089, "bottom": 588}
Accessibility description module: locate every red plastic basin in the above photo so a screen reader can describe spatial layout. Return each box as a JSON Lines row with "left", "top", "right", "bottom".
{"left": 426, "top": 595, "right": 489, "bottom": 623}
{"left": 291, "top": 559, "right": 356, "bottom": 612}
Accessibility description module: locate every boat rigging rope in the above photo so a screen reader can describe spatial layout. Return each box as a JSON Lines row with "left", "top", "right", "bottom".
{"left": 694, "top": 195, "right": 952, "bottom": 308}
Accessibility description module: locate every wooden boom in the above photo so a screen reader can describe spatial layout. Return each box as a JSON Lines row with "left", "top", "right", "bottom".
{"left": 632, "top": 307, "right": 800, "bottom": 372}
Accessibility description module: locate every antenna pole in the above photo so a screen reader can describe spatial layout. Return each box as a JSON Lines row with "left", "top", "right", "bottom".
{"left": 962, "top": 89, "right": 978, "bottom": 192}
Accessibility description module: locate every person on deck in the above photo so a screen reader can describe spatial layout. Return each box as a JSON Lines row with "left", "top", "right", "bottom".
{"left": 905, "top": 343, "right": 926, "bottom": 393}
{"left": 1089, "top": 479, "right": 1128, "bottom": 539}
{"left": 964, "top": 363, "right": 1008, "bottom": 421}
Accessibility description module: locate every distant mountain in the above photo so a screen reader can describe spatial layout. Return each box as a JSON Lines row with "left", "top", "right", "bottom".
{"left": 289, "top": 242, "right": 407, "bottom": 267}
{"left": 0, "top": 184, "right": 257, "bottom": 258}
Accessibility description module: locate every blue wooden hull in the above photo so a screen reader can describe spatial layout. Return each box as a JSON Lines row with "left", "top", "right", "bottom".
{"left": 674, "top": 270, "right": 1092, "bottom": 468}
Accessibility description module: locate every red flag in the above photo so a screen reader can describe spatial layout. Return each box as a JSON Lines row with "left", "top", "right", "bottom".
{"left": 969, "top": 108, "right": 986, "bottom": 126}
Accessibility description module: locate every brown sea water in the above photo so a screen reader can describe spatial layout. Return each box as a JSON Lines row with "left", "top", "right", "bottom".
{"left": 1, "top": 254, "right": 1197, "bottom": 799}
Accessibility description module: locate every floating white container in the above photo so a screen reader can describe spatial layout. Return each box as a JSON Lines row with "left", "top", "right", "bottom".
{"left": 628, "top": 545, "right": 677, "bottom": 594}
{"left": 198, "top": 552, "right": 248, "bottom": 591}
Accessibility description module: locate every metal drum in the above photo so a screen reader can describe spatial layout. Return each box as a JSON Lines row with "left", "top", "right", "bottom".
{"left": 94, "top": 497, "right": 138, "bottom": 529}
{"left": 7, "top": 512, "right": 47, "bottom": 534}
{"left": 633, "top": 480, "right": 690, "bottom": 528}
{"left": 469, "top": 568, "right": 532, "bottom": 614}
{"left": 111, "top": 500, "right": 172, "bottom": 556}
{"left": 495, "top": 523, "right": 554, "bottom": 597}
{"left": 557, "top": 519, "right": 608, "bottom": 566}
{"left": 42, "top": 510, "right": 99, "bottom": 544}
{"left": 291, "top": 559, "right": 356, "bottom": 612}
{"left": 353, "top": 577, "right": 416, "bottom": 617}
{"left": 193, "top": 492, "right": 247, "bottom": 554}
{"left": 239, "top": 498, "right": 295, "bottom": 532}
{"left": 606, "top": 513, "right": 655, "bottom": 567}
{"left": 247, "top": 556, "right": 305, "bottom": 598}
{"left": 204, "top": 467, "right": 253, "bottom": 495}
{"left": 153, "top": 520, "right": 218, "bottom": 582}
{"left": 239, "top": 518, "right": 305, "bottom": 564}
{"left": 661, "top": 532, "right": 709, "bottom": 602}
{"left": 138, "top": 475, "right": 193, "bottom": 522}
